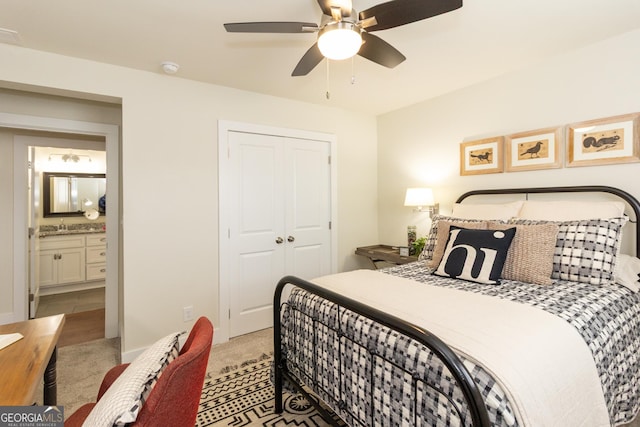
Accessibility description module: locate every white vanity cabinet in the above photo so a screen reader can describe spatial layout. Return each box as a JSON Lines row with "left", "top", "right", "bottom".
{"left": 39, "top": 235, "right": 86, "bottom": 287}
{"left": 86, "top": 234, "right": 107, "bottom": 281}
{"left": 38, "top": 232, "right": 107, "bottom": 294}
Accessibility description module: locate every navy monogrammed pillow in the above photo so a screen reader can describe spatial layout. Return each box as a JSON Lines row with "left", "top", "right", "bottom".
{"left": 433, "top": 226, "right": 516, "bottom": 285}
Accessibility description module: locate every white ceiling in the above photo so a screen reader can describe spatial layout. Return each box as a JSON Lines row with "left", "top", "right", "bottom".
{"left": 1, "top": 0, "right": 640, "bottom": 115}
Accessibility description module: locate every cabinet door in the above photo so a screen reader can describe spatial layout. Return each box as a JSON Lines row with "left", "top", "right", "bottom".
{"left": 38, "top": 250, "right": 58, "bottom": 288}
{"left": 57, "top": 248, "right": 86, "bottom": 284}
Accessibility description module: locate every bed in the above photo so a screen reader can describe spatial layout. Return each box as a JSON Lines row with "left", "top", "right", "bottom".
{"left": 273, "top": 185, "right": 640, "bottom": 426}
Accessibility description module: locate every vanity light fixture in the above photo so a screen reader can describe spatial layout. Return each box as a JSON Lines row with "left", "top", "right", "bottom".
{"left": 404, "top": 187, "right": 439, "bottom": 218}
{"left": 48, "top": 152, "right": 92, "bottom": 163}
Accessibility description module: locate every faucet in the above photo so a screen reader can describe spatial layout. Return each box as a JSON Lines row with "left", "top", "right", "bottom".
{"left": 58, "top": 218, "right": 66, "bottom": 231}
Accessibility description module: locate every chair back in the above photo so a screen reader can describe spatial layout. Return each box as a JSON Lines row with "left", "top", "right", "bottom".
{"left": 132, "top": 316, "right": 213, "bottom": 426}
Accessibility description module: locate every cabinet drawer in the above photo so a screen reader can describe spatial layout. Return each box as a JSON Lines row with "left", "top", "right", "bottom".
{"left": 40, "top": 235, "right": 85, "bottom": 250}
{"left": 86, "top": 263, "right": 107, "bottom": 280}
{"left": 86, "top": 246, "right": 107, "bottom": 264}
{"left": 86, "top": 234, "right": 107, "bottom": 247}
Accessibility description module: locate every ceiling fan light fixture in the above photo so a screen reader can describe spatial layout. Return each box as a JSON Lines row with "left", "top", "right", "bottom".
{"left": 317, "top": 22, "right": 362, "bottom": 61}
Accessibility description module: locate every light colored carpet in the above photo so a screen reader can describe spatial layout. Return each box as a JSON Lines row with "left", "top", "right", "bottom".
{"left": 39, "top": 328, "right": 274, "bottom": 419}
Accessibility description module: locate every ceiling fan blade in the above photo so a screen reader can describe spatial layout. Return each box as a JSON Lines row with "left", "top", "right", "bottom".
{"left": 317, "top": 0, "right": 353, "bottom": 17}
{"left": 358, "top": 32, "right": 406, "bottom": 68}
{"left": 224, "top": 22, "right": 318, "bottom": 33}
{"left": 359, "top": 0, "right": 462, "bottom": 32}
{"left": 292, "top": 43, "right": 324, "bottom": 76}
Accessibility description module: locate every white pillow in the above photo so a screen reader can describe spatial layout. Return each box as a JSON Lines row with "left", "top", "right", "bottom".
{"left": 518, "top": 200, "right": 625, "bottom": 221}
{"left": 615, "top": 253, "right": 640, "bottom": 292}
{"left": 451, "top": 200, "right": 523, "bottom": 220}
{"left": 83, "top": 331, "right": 183, "bottom": 427}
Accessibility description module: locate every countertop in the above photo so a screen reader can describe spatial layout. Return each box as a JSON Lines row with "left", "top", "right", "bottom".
{"left": 38, "top": 224, "right": 106, "bottom": 238}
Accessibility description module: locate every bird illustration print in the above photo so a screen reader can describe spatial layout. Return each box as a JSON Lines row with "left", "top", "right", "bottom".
{"left": 470, "top": 151, "right": 492, "bottom": 163}
{"left": 520, "top": 141, "right": 543, "bottom": 158}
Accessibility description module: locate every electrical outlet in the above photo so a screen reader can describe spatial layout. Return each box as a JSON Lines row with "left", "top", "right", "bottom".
{"left": 183, "top": 305, "right": 194, "bottom": 322}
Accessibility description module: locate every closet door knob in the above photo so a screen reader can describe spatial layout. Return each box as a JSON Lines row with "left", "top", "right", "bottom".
{"left": 287, "top": 236, "right": 295, "bottom": 242}
{"left": 275, "top": 237, "right": 284, "bottom": 244}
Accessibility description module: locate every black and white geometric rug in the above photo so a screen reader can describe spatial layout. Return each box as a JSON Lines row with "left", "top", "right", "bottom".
{"left": 197, "top": 358, "right": 343, "bottom": 427}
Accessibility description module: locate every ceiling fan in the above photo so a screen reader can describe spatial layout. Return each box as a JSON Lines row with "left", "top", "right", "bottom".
{"left": 224, "top": 0, "right": 463, "bottom": 76}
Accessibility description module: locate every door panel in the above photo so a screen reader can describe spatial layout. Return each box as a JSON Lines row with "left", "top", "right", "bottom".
{"left": 229, "top": 132, "right": 285, "bottom": 337}
{"left": 291, "top": 244, "right": 325, "bottom": 279}
{"left": 285, "top": 140, "right": 331, "bottom": 280}
{"left": 235, "top": 251, "right": 281, "bottom": 335}
{"left": 227, "top": 131, "right": 331, "bottom": 337}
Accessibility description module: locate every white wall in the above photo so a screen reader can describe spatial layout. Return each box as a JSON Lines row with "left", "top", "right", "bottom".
{"left": 0, "top": 44, "right": 377, "bottom": 355}
{"left": 377, "top": 29, "right": 640, "bottom": 246}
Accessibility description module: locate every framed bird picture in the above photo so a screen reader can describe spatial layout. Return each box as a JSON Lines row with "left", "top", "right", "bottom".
{"left": 460, "top": 137, "right": 504, "bottom": 175}
{"left": 567, "top": 113, "right": 640, "bottom": 167}
{"left": 505, "top": 126, "right": 562, "bottom": 172}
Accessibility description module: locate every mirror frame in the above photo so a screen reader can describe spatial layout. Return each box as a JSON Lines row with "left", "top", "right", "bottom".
{"left": 42, "top": 171, "right": 106, "bottom": 218}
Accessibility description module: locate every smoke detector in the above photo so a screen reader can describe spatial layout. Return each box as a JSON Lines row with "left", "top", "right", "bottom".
{"left": 161, "top": 61, "right": 180, "bottom": 75}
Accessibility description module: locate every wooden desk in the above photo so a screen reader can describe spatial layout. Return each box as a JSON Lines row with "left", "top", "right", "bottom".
{"left": 355, "top": 244, "right": 418, "bottom": 269}
{"left": 0, "top": 314, "right": 65, "bottom": 406}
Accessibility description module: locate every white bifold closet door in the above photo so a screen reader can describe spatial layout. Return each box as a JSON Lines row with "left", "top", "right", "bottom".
{"left": 227, "top": 130, "right": 331, "bottom": 337}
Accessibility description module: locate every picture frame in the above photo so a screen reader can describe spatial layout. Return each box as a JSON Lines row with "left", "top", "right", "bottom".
{"left": 460, "top": 137, "right": 503, "bottom": 175}
{"left": 505, "top": 127, "right": 562, "bottom": 172}
{"left": 567, "top": 113, "right": 640, "bottom": 167}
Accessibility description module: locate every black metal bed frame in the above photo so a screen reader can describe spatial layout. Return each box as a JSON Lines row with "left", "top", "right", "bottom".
{"left": 273, "top": 185, "right": 640, "bottom": 427}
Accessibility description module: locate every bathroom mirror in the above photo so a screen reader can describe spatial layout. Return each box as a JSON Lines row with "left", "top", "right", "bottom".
{"left": 43, "top": 172, "right": 106, "bottom": 217}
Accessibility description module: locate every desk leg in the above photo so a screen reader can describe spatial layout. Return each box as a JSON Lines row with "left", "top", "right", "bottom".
{"left": 43, "top": 346, "right": 57, "bottom": 405}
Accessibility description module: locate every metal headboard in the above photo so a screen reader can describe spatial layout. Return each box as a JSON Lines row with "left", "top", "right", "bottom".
{"left": 455, "top": 185, "right": 640, "bottom": 257}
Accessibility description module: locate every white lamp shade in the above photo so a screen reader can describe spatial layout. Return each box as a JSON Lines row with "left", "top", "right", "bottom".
{"left": 404, "top": 188, "right": 435, "bottom": 207}
{"left": 317, "top": 23, "right": 362, "bottom": 60}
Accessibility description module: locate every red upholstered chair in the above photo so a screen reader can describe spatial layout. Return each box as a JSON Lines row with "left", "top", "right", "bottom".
{"left": 65, "top": 317, "right": 213, "bottom": 427}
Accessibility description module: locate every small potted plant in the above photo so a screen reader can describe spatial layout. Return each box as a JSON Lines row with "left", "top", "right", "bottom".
{"left": 412, "top": 236, "right": 427, "bottom": 257}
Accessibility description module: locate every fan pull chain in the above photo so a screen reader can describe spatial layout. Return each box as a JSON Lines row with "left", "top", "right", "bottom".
{"left": 325, "top": 59, "right": 331, "bottom": 100}
{"left": 351, "top": 56, "right": 356, "bottom": 85}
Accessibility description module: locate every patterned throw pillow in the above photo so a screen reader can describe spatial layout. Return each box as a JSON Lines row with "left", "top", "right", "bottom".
{"left": 433, "top": 226, "right": 516, "bottom": 285}
{"left": 509, "top": 217, "right": 627, "bottom": 285}
{"left": 488, "top": 222, "right": 559, "bottom": 285}
{"left": 83, "top": 331, "right": 183, "bottom": 427}
{"left": 428, "top": 220, "right": 489, "bottom": 269}
{"left": 419, "top": 215, "right": 488, "bottom": 262}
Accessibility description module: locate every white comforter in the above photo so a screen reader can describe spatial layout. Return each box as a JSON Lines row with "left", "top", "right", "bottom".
{"left": 312, "top": 269, "right": 610, "bottom": 427}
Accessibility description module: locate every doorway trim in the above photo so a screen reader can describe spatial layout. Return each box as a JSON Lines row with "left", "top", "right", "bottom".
{"left": 1, "top": 112, "right": 119, "bottom": 338}
{"left": 217, "top": 120, "right": 338, "bottom": 343}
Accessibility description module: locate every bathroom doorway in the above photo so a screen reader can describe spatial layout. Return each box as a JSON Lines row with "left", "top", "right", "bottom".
{"left": 29, "top": 143, "right": 107, "bottom": 345}
{"left": 2, "top": 111, "right": 119, "bottom": 340}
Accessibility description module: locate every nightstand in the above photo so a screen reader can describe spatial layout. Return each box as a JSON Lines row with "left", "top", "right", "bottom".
{"left": 355, "top": 244, "right": 418, "bottom": 269}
